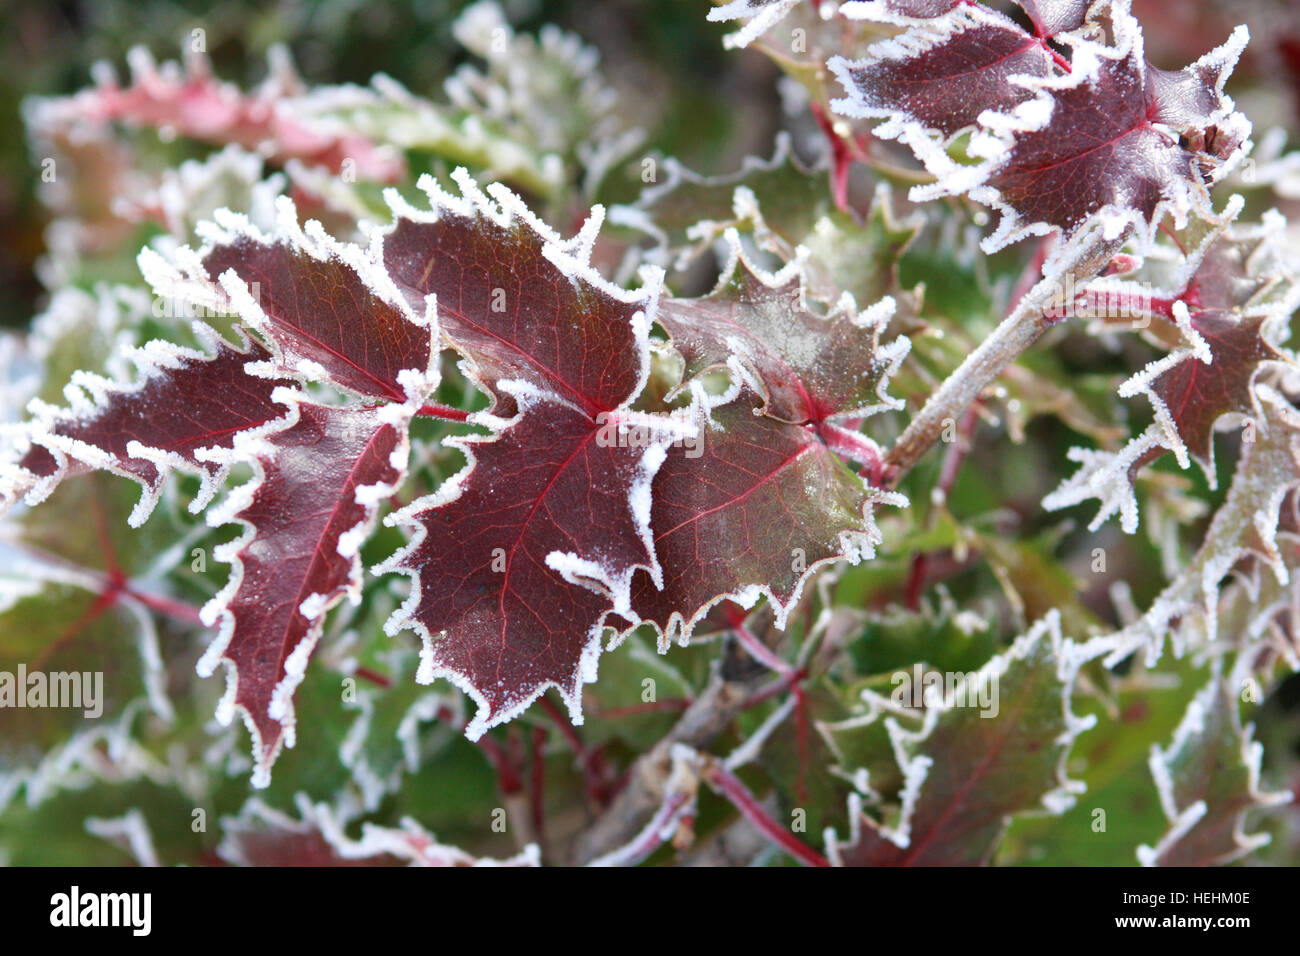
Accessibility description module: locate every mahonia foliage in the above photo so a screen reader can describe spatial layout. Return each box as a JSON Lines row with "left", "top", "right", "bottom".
{"left": 830, "top": 0, "right": 1251, "bottom": 262}
{"left": 2, "top": 164, "right": 905, "bottom": 777}
{"left": 2, "top": 0, "right": 1299, "bottom": 868}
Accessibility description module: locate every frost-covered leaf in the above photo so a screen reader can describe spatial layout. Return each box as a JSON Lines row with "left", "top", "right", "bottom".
{"left": 446, "top": 2, "right": 642, "bottom": 199}
{"left": 656, "top": 237, "right": 908, "bottom": 424}
{"left": 0, "top": 473, "right": 183, "bottom": 800}
{"left": 613, "top": 134, "right": 829, "bottom": 272}
{"left": 187, "top": 199, "right": 437, "bottom": 402}
{"left": 843, "top": 1, "right": 1103, "bottom": 38}
{"left": 200, "top": 396, "right": 415, "bottom": 787}
{"left": 1046, "top": 203, "right": 1300, "bottom": 528}
{"left": 218, "top": 794, "right": 539, "bottom": 866}
{"left": 800, "top": 183, "right": 925, "bottom": 309}
{"left": 629, "top": 386, "right": 903, "bottom": 647}
{"left": 378, "top": 170, "right": 686, "bottom": 739}
{"left": 707, "top": 0, "right": 806, "bottom": 50}
{"left": 837, "top": 0, "right": 965, "bottom": 27}
{"left": 0, "top": 775, "right": 212, "bottom": 866}
{"left": 820, "top": 680, "right": 930, "bottom": 806}
{"left": 841, "top": 588, "right": 1000, "bottom": 681}
{"left": 1093, "top": 205, "right": 1297, "bottom": 478}
{"left": 119, "top": 145, "right": 286, "bottom": 243}
{"left": 830, "top": 5, "right": 1055, "bottom": 141}
{"left": 1078, "top": 386, "right": 1300, "bottom": 664}
{"left": 1012, "top": 1, "right": 1098, "bottom": 38}
{"left": 27, "top": 46, "right": 403, "bottom": 181}
{"left": 1139, "top": 674, "right": 1290, "bottom": 866}
{"left": 997, "top": 656, "right": 1207, "bottom": 866}
{"left": 340, "top": 651, "right": 460, "bottom": 812}
{"left": 380, "top": 397, "right": 674, "bottom": 739}
{"left": 382, "top": 171, "right": 648, "bottom": 412}
{"left": 6, "top": 329, "right": 285, "bottom": 526}
{"left": 825, "top": 612, "right": 1094, "bottom": 865}
{"left": 836, "top": 6, "right": 1252, "bottom": 260}
{"left": 1139, "top": 309, "right": 1284, "bottom": 470}
{"left": 970, "top": 15, "right": 1250, "bottom": 252}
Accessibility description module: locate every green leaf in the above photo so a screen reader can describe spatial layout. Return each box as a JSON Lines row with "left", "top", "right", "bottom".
{"left": 1139, "top": 673, "right": 1291, "bottom": 866}
{"left": 826, "top": 613, "right": 1093, "bottom": 865}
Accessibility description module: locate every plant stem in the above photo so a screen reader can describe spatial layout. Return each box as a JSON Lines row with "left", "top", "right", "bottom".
{"left": 728, "top": 610, "right": 810, "bottom": 801}
{"left": 702, "top": 763, "right": 830, "bottom": 867}
{"left": 416, "top": 401, "right": 469, "bottom": 422}
{"left": 529, "top": 725, "right": 548, "bottom": 851}
{"left": 885, "top": 302, "right": 1051, "bottom": 480}
{"left": 885, "top": 236, "right": 1122, "bottom": 482}
{"left": 124, "top": 587, "right": 205, "bottom": 625}
{"left": 586, "top": 788, "right": 694, "bottom": 867}
{"left": 539, "top": 694, "right": 611, "bottom": 807}
{"left": 570, "top": 653, "right": 771, "bottom": 864}
{"left": 902, "top": 404, "right": 979, "bottom": 609}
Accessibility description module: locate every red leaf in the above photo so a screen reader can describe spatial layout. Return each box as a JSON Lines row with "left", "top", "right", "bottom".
{"left": 1100, "top": 207, "right": 1295, "bottom": 477}
{"left": 629, "top": 387, "right": 896, "bottom": 646}
{"left": 219, "top": 797, "right": 539, "bottom": 866}
{"left": 376, "top": 173, "right": 676, "bottom": 737}
{"left": 1148, "top": 311, "right": 1282, "bottom": 469}
{"left": 1013, "top": 0, "right": 1095, "bottom": 38}
{"left": 975, "top": 16, "right": 1249, "bottom": 248}
{"left": 381, "top": 174, "right": 648, "bottom": 414}
{"left": 381, "top": 396, "right": 668, "bottom": 736}
{"left": 11, "top": 330, "right": 286, "bottom": 525}
{"left": 198, "top": 204, "right": 436, "bottom": 402}
{"left": 200, "top": 396, "right": 412, "bottom": 786}
{"left": 30, "top": 46, "right": 403, "bottom": 181}
{"left": 831, "top": 5, "right": 1054, "bottom": 140}
{"left": 842, "top": 0, "right": 961, "bottom": 21}
{"left": 843, "top": 0, "right": 1094, "bottom": 37}
{"left": 835, "top": 7, "right": 1250, "bottom": 257}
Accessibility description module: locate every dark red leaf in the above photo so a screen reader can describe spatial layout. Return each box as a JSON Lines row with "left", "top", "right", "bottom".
{"left": 201, "top": 398, "right": 411, "bottom": 786}
{"left": 980, "top": 21, "right": 1248, "bottom": 243}
{"left": 377, "top": 175, "right": 672, "bottom": 736}
{"left": 13, "top": 332, "right": 286, "bottom": 524}
{"left": 831, "top": 5, "right": 1053, "bottom": 139}
{"left": 1013, "top": 0, "right": 1095, "bottom": 38}
{"left": 629, "top": 387, "right": 893, "bottom": 645}
{"left": 202, "top": 220, "right": 435, "bottom": 402}
{"left": 380, "top": 396, "right": 668, "bottom": 737}
{"left": 1149, "top": 311, "right": 1282, "bottom": 469}
{"left": 382, "top": 187, "right": 645, "bottom": 415}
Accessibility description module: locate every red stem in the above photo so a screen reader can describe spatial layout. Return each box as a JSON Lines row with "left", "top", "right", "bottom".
{"left": 704, "top": 764, "right": 830, "bottom": 867}
{"left": 353, "top": 667, "right": 391, "bottom": 689}
{"left": 819, "top": 421, "right": 887, "bottom": 486}
{"left": 591, "top": 699, "right": 692, "bottom": 719}
{"left": 742, "top": 667, "right": 810, "bottom": 710}
{"left": 124, "top": 587, "right": 205, "bottom": 625}
{"left": 529, "top": 725, "right": 548, "bottom": 847}
{"left": 539, "top": 695, "right": 611, "bottom": 806}
{"left": 903, "top": 405, "right": 978, "bottom": 610}
{"left": 416, "top": 401, "right": 469, "bottom": 422}
{"left": 727, "top": 608, "right": 810, "bottom": 802}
